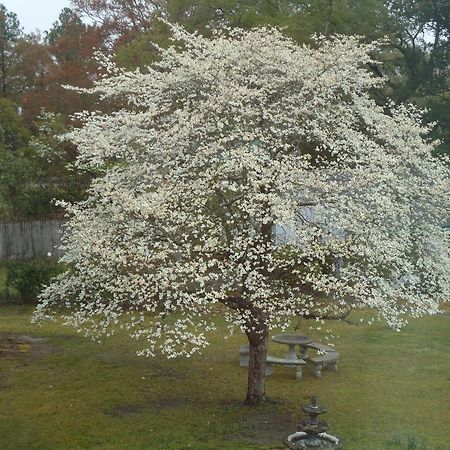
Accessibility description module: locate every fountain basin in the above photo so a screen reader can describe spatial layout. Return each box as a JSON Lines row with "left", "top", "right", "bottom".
{"left": 284, "top": 431, "right": 342, "bottom": 449}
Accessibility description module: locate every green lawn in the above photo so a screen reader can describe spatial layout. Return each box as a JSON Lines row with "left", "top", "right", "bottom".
{"left": 0, "top": 305, "right": 449, "bottom": 450}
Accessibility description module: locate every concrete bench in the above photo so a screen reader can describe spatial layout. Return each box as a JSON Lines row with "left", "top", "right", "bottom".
{"left": 266, "top": 355, "right": 306, "bottom": 380}
{"left": 239, "top": 345, "right": 306, "bottom": 380}
{"left": 306, "top": 342, "right": 337, "bottom": 353}
{"left": 308, "top": 352, "right": 340, "bottom": 377}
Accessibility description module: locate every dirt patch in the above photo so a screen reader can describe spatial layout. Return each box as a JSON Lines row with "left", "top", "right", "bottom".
{"left": 0, "top": 332, "right": 54, "bottom": 358}
{"left": 106, "top": 403, "right": 147, "bottom": 417}
{"left": 150, "top": 397, "right": 188, "bottom": 410}
{"left": 221, "top": 404, "right": 296, "bottom": 446}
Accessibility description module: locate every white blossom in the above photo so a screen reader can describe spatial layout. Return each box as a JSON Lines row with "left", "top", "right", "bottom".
{"left": 33, "top": 26, "right": 449, "bottom": 358}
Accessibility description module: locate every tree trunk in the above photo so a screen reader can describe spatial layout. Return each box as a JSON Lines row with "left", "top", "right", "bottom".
{"left": 245, "top": 323, "right": 269, "bottom": 405}
{"left": 0, "top": 46, "right": 6, "bottom": 97}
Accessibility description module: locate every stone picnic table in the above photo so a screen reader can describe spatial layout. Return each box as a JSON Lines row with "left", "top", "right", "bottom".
{"left": 271, "top": 333, "right": 312, "bottom": 360}
{"left": 240, "top": 334, "right": 339, "bottom": 380}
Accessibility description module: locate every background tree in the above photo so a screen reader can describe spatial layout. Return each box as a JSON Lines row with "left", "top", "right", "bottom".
{"left": 0, "top": 103, "right": 90, "bottom": 219}
{"left": 8, "top": 34, "right": 56, "bottom": 127}
{"left": 30, "top": 111, "right": 93, "bottom": 214}
{"left": 34, "top": 27, "right": 450, "bottom": 404}
{"left": 0, "top": 6, "right": 104, "bottom": 221}
{"left": 168, "top": 0, "right": 392, "bottom": 40}
{"left": 0, "top": 98, "right": 40, "bottom": 219}
{"left": 0, "top": 3, "right": 22, "bottom": 97}
{"left": 72, "top": 0, "right": 160, "bottom": 39}
{"left": 384, "top": 0, "right": 450, "bottom": 156}
{"left": 43, "top": 8, "right": 106, "bottom": 118}
{"left": 73, "top": 0, "right": 394, "bottom": 64}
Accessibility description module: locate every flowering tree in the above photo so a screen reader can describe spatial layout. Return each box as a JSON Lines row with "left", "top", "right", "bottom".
{"left": 34, "top": 26, "right": 450, "bottom": 404}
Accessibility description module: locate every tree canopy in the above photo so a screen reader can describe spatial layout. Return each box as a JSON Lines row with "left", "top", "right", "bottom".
{"left": 34, "top": 26, "right": 450, "bottom": 404}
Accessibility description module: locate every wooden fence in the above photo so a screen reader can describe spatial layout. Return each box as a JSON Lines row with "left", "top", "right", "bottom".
{"left": 0, "top": 220, "right": 66, "bottom": 260}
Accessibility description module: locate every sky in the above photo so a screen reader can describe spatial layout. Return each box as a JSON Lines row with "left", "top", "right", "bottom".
{"left": 1, "top": 0, "right": 72, "bottom": 34}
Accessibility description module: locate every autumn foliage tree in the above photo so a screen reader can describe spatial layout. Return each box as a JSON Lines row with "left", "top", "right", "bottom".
{"left": 5, "top": 8, "right": 106, "bottom": 127}
{"left": 34, "top": 26, "right": 449, "bottom": 404}
{"left": 42, "top": 8, "right": 106, "bottom": 118}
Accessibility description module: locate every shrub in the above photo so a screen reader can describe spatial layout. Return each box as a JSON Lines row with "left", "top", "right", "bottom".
{"left": 3, "top": 259, "right": 63, "bottom": 304}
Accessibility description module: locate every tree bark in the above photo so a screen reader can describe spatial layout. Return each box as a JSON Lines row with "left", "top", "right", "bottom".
{"left": 221, "top": 296, "right": 270, "bottom": 405}
{"left": 1, "top": 46, "right": 6, "bottom": 97}
{"left": 244, "top": 321, "right": 269, "bottom": 405}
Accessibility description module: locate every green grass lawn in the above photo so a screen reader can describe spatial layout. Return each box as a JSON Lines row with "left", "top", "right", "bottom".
{"left": 0, "top": 305, "right": 449, "bottom": 450}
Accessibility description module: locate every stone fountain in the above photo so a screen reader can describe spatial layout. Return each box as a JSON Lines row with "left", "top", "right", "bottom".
{"left": 283, "top": 395, "right": 342, "bottom": 449}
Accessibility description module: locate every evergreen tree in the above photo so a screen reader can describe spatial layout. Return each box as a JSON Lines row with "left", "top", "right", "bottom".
{"left": 0, "top": 4, "right": 22, "bottom": 97}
